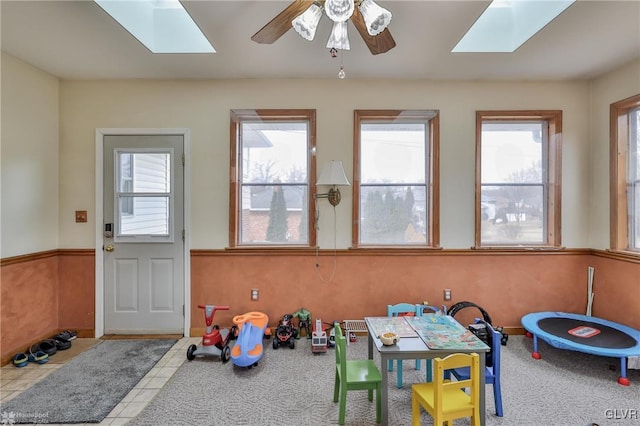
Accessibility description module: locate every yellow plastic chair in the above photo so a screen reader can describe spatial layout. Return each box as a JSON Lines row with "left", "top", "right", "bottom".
{"left": 411, "top": 353, "right": 481, "bottom": 426}
{"left": 333, "top": 324, "right": 382, "bottom": 425}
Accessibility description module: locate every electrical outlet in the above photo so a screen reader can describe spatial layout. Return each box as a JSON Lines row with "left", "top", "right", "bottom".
{"left": 251, "top": 289, "right": 259, "bottom": 301}
{"left": 443, "top": 289, "right": 452, "bottom": 301}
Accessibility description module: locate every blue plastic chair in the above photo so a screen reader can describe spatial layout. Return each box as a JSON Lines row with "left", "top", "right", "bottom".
{"left": 386, "top": 303, "right": 423, "bottom": 388}
{"left": 445, "top": 318, "right": 504, "bottom": 417}
{"left": 416, "top": 304, "right": 445, "bottom": 382}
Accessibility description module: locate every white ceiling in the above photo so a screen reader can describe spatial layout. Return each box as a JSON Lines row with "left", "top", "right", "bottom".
{"left": 1, "top": 0, "right": 639, "bottom": 81}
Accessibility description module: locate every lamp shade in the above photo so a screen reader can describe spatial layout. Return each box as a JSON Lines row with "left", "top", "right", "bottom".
{"left": 317, "top": 160, "right": 351, "bottom": 186}
{"left": 292, "top": 3, "right": 323, "bottom": 41}
{"left": 326, "top": 20, "right": 350, "bottom": 50}
{"left": 358, "top": 0, "right": 392, "bottom": 36}
{"left": 324, "top": 0, "right": 355, "bottom": 22}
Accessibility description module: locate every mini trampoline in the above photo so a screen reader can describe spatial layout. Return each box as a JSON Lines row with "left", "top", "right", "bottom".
{"left": 521, "top": 311, "right": 640, "bottom": 385}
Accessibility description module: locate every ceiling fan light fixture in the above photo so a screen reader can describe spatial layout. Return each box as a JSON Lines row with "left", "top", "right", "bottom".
{"left": 324, "top": 0, "right": 355, "bottom": 22}
{"left": 358, "top": 0, "right": 392, "bottom": 36}
{"left": 292, "top": 3, "right": 323, "bottom": 41}
{"left": 326, "top": 20, "right": 350, "bottom": 50}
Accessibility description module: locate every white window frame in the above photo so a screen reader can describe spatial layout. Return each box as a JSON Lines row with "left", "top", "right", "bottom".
{"left": 114, "top": 148, "right": 174, "bottom": 243}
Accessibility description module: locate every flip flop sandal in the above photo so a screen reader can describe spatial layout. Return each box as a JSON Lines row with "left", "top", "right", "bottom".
{"left": 64, "top": 330, "right": 77, "bottom": 340}
{"left": 13, "top": 353, "right": 28, "bottom": 368}
{"left": 27, "top": 350, "right": 49, "bottom": 364}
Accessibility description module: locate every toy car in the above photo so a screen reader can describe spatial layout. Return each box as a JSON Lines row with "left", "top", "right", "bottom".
{"left": 273, "top": 314, "right": 296, "bottom": 349}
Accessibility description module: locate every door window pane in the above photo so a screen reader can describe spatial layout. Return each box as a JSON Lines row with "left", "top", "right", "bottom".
{"left": 117, "top": 152, "right": 170, "bottom": 193}
{"left": 118, "top": 196, "right": 169, "bottom": 235}
{"left": 115, "top": 151, "right": 172, "bottom": 238}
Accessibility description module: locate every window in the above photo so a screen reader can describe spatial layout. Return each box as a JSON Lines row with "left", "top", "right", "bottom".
{"left": 476, "top": 111, "right": 562, "bottom": 247}
{"left": 119, "top": 153, "right": 134, "bottom": 215}
{"left": 230, "top": 110, "right": 316, "bottom": 247}
{"left": 115, "top": 150, "right": 172, "bottom": 237}
{"left": 611, "top": 94, "right": 640, "bottom": 252}
{"left": 354, "top": 110, "right": 439, "bottom": 247}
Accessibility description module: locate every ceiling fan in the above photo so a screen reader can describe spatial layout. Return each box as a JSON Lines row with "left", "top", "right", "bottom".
{"left": 251, "top": 0, "right": 396, "bottom": 55}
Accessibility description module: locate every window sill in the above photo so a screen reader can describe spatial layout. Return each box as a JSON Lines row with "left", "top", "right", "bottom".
{"left": 472, "top": 245, "right": 565, "bottom": 251}
{"left": 224, "top": 246, "right": 317, "bottom": 254}
{"left": 601, "top": 249, "right": 640, "bottom": 262}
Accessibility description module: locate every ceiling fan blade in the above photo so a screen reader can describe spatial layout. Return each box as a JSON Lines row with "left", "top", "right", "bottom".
{"left": 351, "top": 6, "right": 396, "bottom": 55}
{"left": 251, "top": 0, "right": 315, "bottom": 44}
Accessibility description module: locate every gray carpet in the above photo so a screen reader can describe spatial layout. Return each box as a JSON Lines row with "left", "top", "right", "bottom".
{"left": 130, "top": 335, "right": 639, "bottom": 426}
{"left": 0, "top": 339, "right": 176, "bottom": 424}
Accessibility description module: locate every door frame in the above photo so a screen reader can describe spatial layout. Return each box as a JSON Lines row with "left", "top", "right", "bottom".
{"left": 95, "top": 128, "right": 191, "bottom": 338}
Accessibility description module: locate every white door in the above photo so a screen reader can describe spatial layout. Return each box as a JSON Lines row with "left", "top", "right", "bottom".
{"left": 103, "top": 135, "right": 184, "bottom": 334}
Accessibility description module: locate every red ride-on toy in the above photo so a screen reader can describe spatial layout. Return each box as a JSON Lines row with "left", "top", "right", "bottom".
{"left": 187, "top": 305, "right": 238, "bottom": 362}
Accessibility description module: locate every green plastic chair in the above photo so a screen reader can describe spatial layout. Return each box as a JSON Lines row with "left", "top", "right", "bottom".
{"left": 333, "top": 324, "right": 382, "bottom": 425}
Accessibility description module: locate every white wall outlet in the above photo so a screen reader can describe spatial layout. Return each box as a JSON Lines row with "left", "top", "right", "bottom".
{"left": 251, "top": 289, "right": 259, "bottom": 301}
{"left": 443, "top": 289, "right": 452, "bottom": 301}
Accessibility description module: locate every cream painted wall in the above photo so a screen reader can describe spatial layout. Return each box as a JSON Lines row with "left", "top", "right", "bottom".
{"left": 588, "top": 59, "right": 640, "bottom": 249}
{"left": 59, "top": 78, "right": 591, "bottom": 250}
{"left": 1, "top": 53, "right": 59, "bottom": 258}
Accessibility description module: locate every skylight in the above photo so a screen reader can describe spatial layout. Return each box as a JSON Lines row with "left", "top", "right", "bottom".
{"left": 452, "top": 0, "right": 575, "bottom": 53}
{"left": 94, "top": 0, "right": 215, "bottom": 53}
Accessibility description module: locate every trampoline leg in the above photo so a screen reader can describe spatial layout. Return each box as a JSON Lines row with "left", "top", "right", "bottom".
{"left": 531, "top": 335, "right": 541, "bottom": 360}
{"left": 618, "top": 358, "right": 630, "bottom": 386}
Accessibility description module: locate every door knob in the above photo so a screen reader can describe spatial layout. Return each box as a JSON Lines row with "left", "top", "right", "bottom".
{"left": 105, "top": 244, "right": 115, "bottom": 252}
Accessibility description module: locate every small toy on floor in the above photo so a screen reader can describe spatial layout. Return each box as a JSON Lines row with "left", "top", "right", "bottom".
{"left": 273, "top": 314, "right": 296, "bottom": 349}
{"left": 293, "top": 307, "right": 312, "bottom": 339}
{"left": 311, "top": 318, "right": 327, "bottom": 353}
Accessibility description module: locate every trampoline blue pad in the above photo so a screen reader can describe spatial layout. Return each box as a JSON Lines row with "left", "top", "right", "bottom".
{"left": 522, "top": 311, "right": 640, "bottom": 358}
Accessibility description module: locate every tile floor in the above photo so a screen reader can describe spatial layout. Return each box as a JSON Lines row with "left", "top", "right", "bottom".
{"left": 0, "top": 337, "right": 198, "bottom": 425}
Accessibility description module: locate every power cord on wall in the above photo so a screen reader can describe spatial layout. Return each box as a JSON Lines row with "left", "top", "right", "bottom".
{"left": 314, "top": 204, "right": 338, "bottom": 283}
